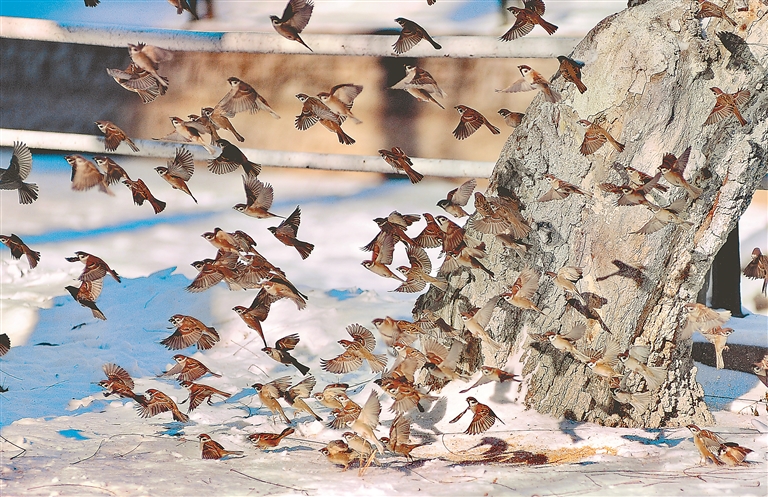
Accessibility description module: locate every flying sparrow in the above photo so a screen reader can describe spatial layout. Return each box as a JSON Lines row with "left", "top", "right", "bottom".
{"left": 216, "top": 77, "right": 281, "bottom": 119}
{"left": 233, "top": 289, "right": 273, "bottom": 347}
{"left": 657, "top": 146, "right": 702, "bottom": 199}
{"left": 557, "top": 56, "right": 587, "bottom": 93}
{"left": 341, "top": 432, "right": 377, "bottom": 464}
{"left": 160, "top": 354, "right": 221, "bottom": 382}
{"left": 453, "top": 105, "right": 500, "bottom": 140}
{"left": 167, "top": 0, "right": 198, "bottom": 19}
{"left": 93, "top": 156, "right": 131, "bottom": 187}
{"left": 127, "top": 43, "right": 171, "bottom": 91}
{"left": 376, "top": 376, "right": 435, "bottom": 414}
{"left": 617, "top": 345, "right": 667, "bottom": 390}
{"left": 99, "top": 363, "right": 140, "bottom": 400}
{"left": 395, "top": 245, "right": 448, "bottom": 293}
{"left": 208, "top": 138, "right": 261, "bottom": 176}
{"left": 625, "top": 165, "right": 668, "bottom": 193}
{"left": 313, "top": 383, "right": 349, "bottom": 410}
{"left": 389, "top": 65, "right": 447, "bottom": 109}
{"left": 156, "top": 117, "right": 215, "bottom": 154}
{"left": 201, "top": 106, "right": 244, "bottom": 142}
{"left": 460, "top": 297, "right": 504, "bottom": 351}
{"left": 696, "top": 0, "right": 737, "bottom": 26}
{"left": 154, "top": 147, "right": 197, "bottom": 203}
{"left": 393, "top": 18, "right": 441, "bottom": 54}
{"left": 422, "top": 338, "right": 467, "bottom": 383}
{"left": 382, "top": 415, "right": 426, "bottom": 460}
{"left": 700, "top": 326, "right": 733, "bottom": 370}
{"left": 263, "top": 333, "right": 311, "bottom": 376}
{"left": 362, "top": 232, "right": 405, "bottom": 282}
{"left": 680, "top": 303, "right": 731, "bottom": 340}
{"left": 389, "top": 342, "right": 428, "bottom": 382}
{"left": 440, "top": 240, "right": 494, "bottom": 279}
{"left": 449, "top": 397, "right": 503, "bottom": 434}
{"left": 611, "top": 389, "right": 652, "bottom": 412}
{"left": 248, "top": 427, "right": 295, "bottom": 449}
{"left": 327, "top": 393, "right": 362, "bottom": 430}
{"left": 371, "top": 316, "right": 423, "bottom": 348}
{"left": 364, "top": 212, "right": 419, "bottom": 249}
{"left": 270, "top": 0, "right": 314, "bottom": 52}
{"left": 1, "top": 141, "right": 38, "bottom": 204}
{"left": 631, "top": 198, "right": 693, "bottom": 235}
{"left": 469, "top": 191, "right": 514, "bottom": 235}
{"left": 322, "top": 323, "right": 388, "bottom": 374}
{"left": 201, "top": 227, "right": 249, "bottom": 254}
{"left": 544, "top": 266, "right": 585, "bottom": 304}
{"left": 262, "top": 275, "right": 308, "bottom": 310}
{"left": 587, "top": 338, "right": 623, "bottom": 380}
{"left": 317, "top": 84, "right": 364, "bottom": 124}
{"left": 268, "top": 206, "right": 315, "bottom": 259}
{"left": 540, "top": 323, "right": 590, "bottom": 363}
{"left": 66, "top": 251, "right": 121, "bottom": 283}
{"left": 705, "top": 87, "right": 749, "bottom": 126}
{"left": 178, "top": 381, "right": 230, "bottom": 413}
{"left": 198, "top": 434, "right": 244, "bottom": 459}
{"left": 686, "top": 424, "right": 725, "bottom": 465}
{"left": 502, "top": 0, "right": 558, "bottom": 40}
{"left": 283, "top": 375, "right": 322, "bottom": 421}
{"left": 743, "top": 247, "right": 768, "bottom": 295}
{"left": 598, "top": 172, "right": 661, "bottom": 208}
{"left": 481, "top": 190, "right": 531, "bottom": 238}
{"left": 460, "top": 366, "right": 521, "bottom": 394}
{"left": 0, "top": 234, "right": 40, "bottom": 269}
{"left": 437, "top": 178, "right": 476, "bottom": 218}
{"left": 538, "top": 174, "right": 591, "bottom": 201}
{"left": 187, "top": 251, "right": 243, "bottom": 293}
{"left": 378, "top": 147, "right": 423, "bottom": 184}
{"left": 252, "top": 376, "right": 292, "bottom": 424}
{"left": 497, "top": 65, "right": 560, "bottom": 103}
{"left": 414, "top": 212, "right": 444, "bottom": 249}
{"left": 95, "top": 120, "right": 139, "bottom": 153}
{"left": 163, "top": 314, "right": 220, "bottom": 351}
{"left": 344, "top": 391, "right": 385, "bottom": 453}
{"left": 64, "top": 155, "right": 111, "bottom": 195}
{"left": 123, "top": 178, "right": 166, "bottom": 214}
{"left": 295, "top": 93, "right": 355, "bottom": 145}
{"left": 501, "top": 267, "right": 543, "bottom": 313}
{"left": 105, "top": 64, "right": 162, "bottom": 104}
{"left": 497, "top": 109, "right": 525, "bottom": 127}
{"left": 578, "top": 119, "right": 625, "bottom": 155}
{"left": 187, "top": 112, "right": 221, "bottom": 146}
{"left": 65, "top": 279, "right": 106, "bottom": 321}
{"left": 0, "top": 334, "right": 9, "bottom": 357}
{"left": 232, "top": 176, "right": 282, "bottom": 219}
{"left": 137, "top": 388, "right": 189, "bottom": 422}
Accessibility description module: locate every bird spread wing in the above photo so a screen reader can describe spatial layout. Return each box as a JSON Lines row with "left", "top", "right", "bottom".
{"left": 168, "top": 148, "right": 195, "bottom": 180}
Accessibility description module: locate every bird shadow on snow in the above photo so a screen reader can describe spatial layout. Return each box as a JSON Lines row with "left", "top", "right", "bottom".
{"left": 621, "top": 430, "right": 686, "bottom": 448}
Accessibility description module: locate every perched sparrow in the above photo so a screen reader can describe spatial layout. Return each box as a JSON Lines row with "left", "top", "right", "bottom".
{"left": 502, "top": 0, "right": 558, "bottom": 40}
{"left": 625, "top": 165, "right": 668, "bottom": 193}
{"left": 156, "top": 117, "right": 215, "bottom": 154}
{"left": 233, "top": 176, "right": 283, "bottom": 219}
{"left": 705, "top": 87, "right": 749, "bottom": 126}
{"left": 578, "top": 120, "right": 624, "bottom": 155}
{"left": 497, "top": 65, "right": 560, "bottom": 103}
{"left": 453, "top": 105, "right": 500, "bottom": 140}
{"left": 393, "top": 18, "right": 441, "bottom": 54}
{"left": 208, "top": 139, "right": 262, "bottom": 176}
{"left": 319, "top": 440, "right": 359, "bottom": 470}
{"left": 198, "top": 434, "right": 244, "bottom": 460}
{"left": 681, "top": 303, "right": 731, "bottom": 340}
{"left": 1, "top": 141, "right": 38, "bottom": 204}
{"left": 540, "top": 323, "right": 590, "bottom": 363}
{"left": 268, "top": 206, "right": 314, "bottom": 259}
{"left": 163, "top": 314, "right": 219, "bottom": 351}
{"left": 449, "top": 397, "right": 502, "bottom": 434}
{"left": 95, "top": 121, "right": 139, "bottom": 153}
{"left": 687, "top": 424, "right": 725, "bottom": 465}
{"left": 64, "top": 155, "right": 111, "bottom": 195}
{"left": 216, "top": 77, "right": 280, "bottom": 119}
{"left": 283, "top": 375, "right": 322, "bottom": 421}
{"left": 502, "top": 267, "right": 543, "bottom": 313}
{"left": 0, "top": 334, "right": 9, "bottom": 357}
{"left": 0, "top": 234, "right": 40, "bottom": 269}
{"left": 342, "top": 431, "right": 376, "bottom": 462}
{"left": 313, "top": 383, "right": 349, "bottom": 410}
{"left": 270, "top": 0, "right": 314, "bottom": 52}
{"left": 178, "top": 381, "right": 230, "bottom": 413}
{"left": 248, "top": 427, "right": 295, "bottom": 449}
{"left": 317, "top": 84, "right": 363, "bottom": 124}
{"left": 437, "top": 179, "right": 476, "bottom": 218}
{"left": 233, "top": 289, "right": 273, "bottom": 347}
{"left": 696, "top": 0, "right": 737, "bottom": 26}
{"left": 322, "top": 323, "right": 388, "bottom": 374}
{"left": 160, "top": 354, "right": 221, "bottom": 382}
{"left": 460, "top": 366, "right": 521, "bottom": 394}
{"left": 544, "top": 266, "right": 584, "bottom": 304}
{"left": 395, "top": 245, "right": 447, "bottom": 293}
{"left": 611, "top": 389, "right": 652, "bottom": 412}
{"left": 389, "top": 65, "right": 447, "bottom": 109}
{"left": 362, "top": 232, "right": 405, "bottom": 282}
{"left": 617, "top": 345, "right": 667, "bottom": 390}
{"left": 66, "top": 251, "right": 120, "bottom": 283}
{"left": 631, "top": 198, "right": 693, "bottom": 235}
{"left": 93, "top": 156, "right": 131, "bottom": 186}
{"left": 252, "top": 376, "right": 292, "bottom": 424}
{"left": 295, "top": 93, "right": 355, "bottom": 145}
{"left": 557, "top": 56, "right": 587, "bottom": 94}
{"left": 587, "top": 338, "right": 623, "bottom": 380}
{"left": 743, "top": 247, "right": 768, "bottom": 295}
{"left": 718, "top": 443, "right": 753, "bottom": 466}
{"left": 99, "top": 363, "right": 139, "bottom": 400}
{"left": 414, "top": 212, "right": 444, "bottom": 249}
{"left": 344, "top": 391, "right": 384, "bottom": 453}
{"left": 262, "top": 275, "right": 308, "bottom": 310}
{"left": 127, "top": 43, "right": 171, "bottom": 91}
{"left": 201, "top": 106, "right": 244, "bottom": 143}
{"left": 497, "top": 109, "right": 525, "bottom": 127}
{"left": 657, "top": 147, "right": 702, "bottom": 199}
{"left": 123, "top": 178, "right": 166, "bottom": 214}
{"left": 65, "top": 279, "right": 106, "bottom": 321}
{"left": 378, "top": 147, "right": 423, "bottom": 184}
{"left": 538, "top": 174, "right": 590, "bottom": 201}
{"left": 167, "top": 0, "right": 198, "bottom": 19}
{"left": 460, "top": 296, "right": 503, "bottom": 351}
{"left": 137, "top": 388, "right": 189, "bottom": 422}
{"left": 382, "top": 415, "right": 426, "bottom": 460}
{"left": 263, "top": 333, "right": 311, "bottom": 376}
{"left": 105, "top": 64, "right": 162, "bottom": 104}
{"left": 701, "top": 326, "right": 733, "bottom": 370}
{"left": 154, "top": 147, "right": 197, "bottom": 203}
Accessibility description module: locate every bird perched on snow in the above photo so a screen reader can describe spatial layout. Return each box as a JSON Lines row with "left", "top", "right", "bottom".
{"left": 0, "top": 234, "right": 40, "bottom": 269}
{"left": 270, "top": 0, "right": 314, "bottom": 52}
{"left": 322, "top": 324, "right": 388, "bottom": 374}
{"left": 743, "top": 247, "right": 768, "bottom": 295}
{"left": 248, "top": 427, "right": 295, "bottom": 449}
{"left": 393, "top": 18, "right": 441, "bottom": 54}
{"left": 389, "top": 65, "right": 447, "bottom": 109}
{"left": 501, "top": 0, "right": 558, "bottom": 40}
{"left": 198, "top": 434, "right": 244, "bottom": 460}
{"left": 1, "top": 141, "right": 38, "bottom": 204}
{"left": 497, "top": 65, "right": 560, "bottom": 103}
{"left": 687, "top": 424, "right": 725, "bottom": 465}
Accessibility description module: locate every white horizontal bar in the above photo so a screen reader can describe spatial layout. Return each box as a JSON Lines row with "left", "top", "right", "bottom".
{"left": 0, "top": 128, "right": 494, "bottom": 179}
{"left": 0, "top": 16, "right": 580, "bottom": 59}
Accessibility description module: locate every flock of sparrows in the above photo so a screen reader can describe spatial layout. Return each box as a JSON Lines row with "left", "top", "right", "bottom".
{"left": 2, "top": 0, "right": 764, "bottom": 471}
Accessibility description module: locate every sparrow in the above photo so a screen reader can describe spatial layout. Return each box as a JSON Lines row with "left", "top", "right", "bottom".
{"left": 617, "top": 345, "right": 667, "bottom": 390}
{"left": 0, "top": 234, "right": 40, "bottom": 269}
{"left": 754, "top": 363, "right": 768, "bottom": 388}
{"left": 395, "top": 245, "right": 448, "bottom": 293}
{"left": 233, "top": 176, "right": 283, "bottom": 219}
{"left": 453, "top": 105, "right": 500, "bottom": 140}
{"left": 540, "top": 323, "right": 590, "bottom": 363}
{"left": 502, "top": 0, "right": 558, "bottom": 40}
{"left": 282, "top": 375, "right": 322, "bottom": 421}
{"left": 557, "top": 56, "right": 587, "bottom": 94}
{"left": 700, "top": 326, "right": 734, "bottom": 370}
{"left": 460, "top": 297, "right": 504, "bottom": 351}
{"left": 389, "top": 65, "right": 447, "bottom": 109}
{"left": 216, "top": 77, "right": 281, "bottom": 119}
{"left": 498, "top": 109, "right": 525, "bottom": 127}
{"left": 252, "top": 376, "right": 291, "bottom": 423}
{"left": 598, "top": 172, "right": 661, "bottom": 208}
{"left": 705, "top": 87, "right": 749, "bottom": 126}
{"left": 66, "top": 251, "right": 121, "bottom": 283}
{"left": 157, "top": 117, "right": 215, "bottom": 154}
{"left": 248, "top": 427, "right": 295, "bottom": 449}
{"left": 262, "top": 275, "right": 308, "bottom": 310}
{"left": 449, "top": 397, "right": 503, "bottom": 434}
{"left": 393, "top": 18, "right": 441, "bottom": 54}
{"left": 538, "top": 174, "right": 591, "bottom": 202}
{"left": 390, "top": 342, "right": 428, "bottom": 382}
{"left": 93, "top": 156, "right": 131, "bottom": 186}
{"left": 376, "top": 376, "right": 435, "bottom": 413}
{"left": 501, "top": 267, "right": 543, "bottom": 313}
{"left": 65, "top": 279, "right": 107, "bottom": 321}
{"left": 319, "top": 440, "right": 359, "bottom": 471}
{"left": 202, "top": 227, "right": 250, "bottom": 254}
{"left": 95, "top": 121, "right": 139, "bottom": 152}
{"left": 64, "top": 155, "right": 111, "bottom": 195}
{"left": 163, "top": 314, "right": 220, "bottom": 351}
{"left": 343, "top": 391, "right": 384, "bottom": 453}
{"left": 578, "top": 120, "right": 625, "bottom": 155}
{"left": 262, "top": 333, "right": 311, "bottom": 376}
{"left": 188, "top": 112, "right": 221, "bottom": 146}
{"left": 362, "top": 232, "right": 405, "bottom": 282}
{"left": 201, "top": 106, "right": 244, "bottom": 142}
{"left": 440, "top": 240, "right": 494, "bottom": 279}
{"left": 327, "top": 393, "right": 362, "bottom": 430}
{"left": 322, "top": 323, "right": 388, "bottom": 374}
{"left": 105, "top": 64, "right": 162, "bottom": 104}
{"left": 268, "top": 206, "right": 314, "bottom": 259}
{"left": 625, "top": 165, "right": 668, "bottom": 193}
{"left": 496, "top": 234, "right": 531, "bottom": 258}
{"left": 743, "top": 247, "right": 768, "bottom": 295}
{"left": 544, "top": 266, "right": 585, "bottom": 304}
{"left": 657, "top": 147, "right": 702, "bottom": 199}
{"left": 155, "top": 147, "right": 197, "bottom": 203}
{"left": 187, "top": 251, "right": 243, "bottom": 293}
{"left": 695, "top": 0, "right": 737, "bottom": 26}
{"left": 98, "top": 363, "right": 140, "bottom": 400}
{"left": 179, "top": 381, "right": 231, "bottom": 412}
{"left": 295, "top": 93, "right": 355, "bottom": 145}
{"left": 460, "top": 366, "right": 521, "bottom": 393}
{"left": 1, "top": 141, "right": 38, "bottom": 204}
{"left": 123, "top": 178, "right": 166, "bottom": 214}
{"left": 313, "top": 383, "right": 349, "bottom": 410}
{"left": 270, "top": 0, "right": 314, "bottom": 52}
{"left": 233, "top": 289, "right": 273, "bottom": 347}
{"left": 469, "top": 192, "right": 514, "bottom": 236}
{"left": 198, "top": 434, "right": 244, "bottom": 460}
{"left": 422, "top": 338, "right": 467, "bottom": 383}
{"left": 686, "top": 424, "right": 725, "bottom": 465}
{"left": 371, "top": 316, "right": 422, "bottom": 348}
{"left": 497, "top": 65, "right": 560, "bottom": 103}
{"left": 482, "top": 190, "right": 531, "bottom": 238}
{"left": 382, "top": 415, "right": 426, "bottom": 460}
{"left": 437, "top": 179, "right": 476, "bottom": 218}
{"left": 414, "top": 212, "right": 444, "bottom": 249}
{"left": 137, "top": 388, "right": 189, "bottom": 422}
{"left": 378, "top": 147, "right": 423, "bottom": 184}
{"left": 364, "top": 212, "right": 420, "bottom": 249}
{"left": 587, "top": 338, "right": 623, "bottom": 380}
{"left": 341, "top": 432, "right": 376, "bottom": 463}
{"left": 718, "top": 443, "right": 753, "bottom": 466}
{"left": 208, "top": 139, "right": 262, "bottom": 176}
{"left": 680, "top": 303, "right": 732, "bottom": 340}
{"left": 0, "top": 334, "right": 9, "bottom": 357}
{"left": 611, "top": 389, "right": 652, "bottom": 412}
{"left": 160, "top": 354, "right": 221, "bottom": 382}
{"left": 631, "top": 198, "right": 693, "bottom": 235}
{"left": 317, "top": 84, "right": 363, "bottom": 124}
{"left": 127, "top": 43, "right": 171, "bottom": 91}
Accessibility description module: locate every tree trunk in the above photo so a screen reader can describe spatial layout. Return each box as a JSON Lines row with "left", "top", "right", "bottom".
{"left": 416, "top": 0, "right": 767, "bottom": 428}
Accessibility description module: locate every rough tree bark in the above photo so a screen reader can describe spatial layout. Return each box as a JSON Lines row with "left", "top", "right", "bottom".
{"left": 416, "top": 0, "right": 767, "bottom": 428}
